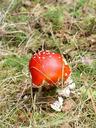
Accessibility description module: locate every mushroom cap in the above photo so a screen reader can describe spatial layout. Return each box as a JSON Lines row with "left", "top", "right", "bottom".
{"left": 29, "top": 50, "right": 71, "bottom": 87}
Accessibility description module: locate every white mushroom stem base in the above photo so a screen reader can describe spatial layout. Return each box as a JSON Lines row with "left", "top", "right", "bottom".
{"left": 57, "top": 76, "right": 75, "bottom": 97}
{"left": 50, "top": 76, "right": 76, "bottom": 111}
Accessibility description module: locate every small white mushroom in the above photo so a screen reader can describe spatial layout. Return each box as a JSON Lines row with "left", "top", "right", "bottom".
{"left": 57, "top": 87, "right": 71, "bottom": 97}
{"left": 63, "top": 59, "right": 68, "bottom": 65}
{"left": 65, "top": 77, "right": 75, "bottom": 90}
{"left": 50, "top": 96, "right": 63, "bottom": 111}
{"left": 58, "top": 96, "right": 63, "bottom": 106}
{"left": 68, "top": 82, "right": 75, "bottom": 90}
{"left": 51, "top": 101, "right": 61, "bottom": 111}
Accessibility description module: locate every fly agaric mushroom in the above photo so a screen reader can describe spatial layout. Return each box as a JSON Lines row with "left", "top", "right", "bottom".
{"left": 29, "top": 50, "right": 71, "bottom": 87}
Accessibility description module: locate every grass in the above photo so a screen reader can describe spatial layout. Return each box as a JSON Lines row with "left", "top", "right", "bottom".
{"left": 0, "top": 0, "right": 96, "bottom": 127}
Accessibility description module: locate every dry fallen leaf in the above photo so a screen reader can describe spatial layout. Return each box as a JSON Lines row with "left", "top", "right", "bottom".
{"left": 62, "top": 99, "right": 76, "bottom": 112}
{"left": 18, "top": 111, "right": 27, "bottom": 123}
{"left": 57, "top": 0, "right": 74, "bottom": 4}
{"left": 0, "top": 28, "right": 6, "bottom": 36}
{"left": 60, "top": 123, "right": 71, "bottom": 128}
{"left": 81, "top": 56, "right": 94, "bottom": 65}
{"left": 44, "top": 0, "right": 74, "bottom": 4}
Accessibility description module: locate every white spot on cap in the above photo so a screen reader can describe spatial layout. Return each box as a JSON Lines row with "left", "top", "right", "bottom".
{"left": 42, "top": 57, "right": 45, "bottom": 59}
{"left": 33, "top": 56, "right": 36, "bottom": 58}
{"left": 52, "top": 53, "right": 55, "bottom": 54}
{"left": 39, "top": 57, "right": 40, "bottom": 59}
{"left": 38, "top": 52, "right": 41, "bottom": 55}
{"left": 47, "top": 52, "right": 50, "bottom": 55}
{"left": 46, "top": 50, "right": 50, "bottom": 52}
{"left": 42, "top": 52, "right": 45, "bottom": 54}
{"left": 65, "top": 73, "right": 67, "bottom": 76}
{"left": 58, "top": 56, "right": 61, "bottom": 59}
{"left": 49, "top": 55, "right": 52, "bottom": 58}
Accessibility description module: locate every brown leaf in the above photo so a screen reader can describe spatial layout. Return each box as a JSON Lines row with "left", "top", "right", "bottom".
{"left": 62, "top": 99, "right": 76, "bottom": 112}
{"left": 60, "top": 123, "right": 71, "bottom": 128}
{"left": 57, "top": 0, "right": 74, "bottom": 4}
{"left": 0, "top": 28, "right": 6, "bottom": 36}
{"left": 18, "top": 111, "right": 27, "bottom": 123}
{"left": 81, "top": 56, "right": 94, "bottom": 65}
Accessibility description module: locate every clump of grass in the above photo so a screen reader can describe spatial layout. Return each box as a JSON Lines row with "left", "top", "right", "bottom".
{"left": 44, "top": 6, "right": 64, "bottom": 30}
{"left": 3, "top": 55, "right": 29, "bottom": 71}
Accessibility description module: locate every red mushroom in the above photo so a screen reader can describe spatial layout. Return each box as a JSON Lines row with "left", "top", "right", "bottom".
{"left": 29, "top": 50, "right": 71, "bottom": 87}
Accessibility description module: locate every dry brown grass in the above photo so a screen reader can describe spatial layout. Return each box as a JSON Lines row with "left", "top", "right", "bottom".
{"left": 0, "top": 0, "right": 96, "bottom": 127}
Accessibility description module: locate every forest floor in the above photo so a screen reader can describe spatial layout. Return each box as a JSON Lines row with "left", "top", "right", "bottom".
{"left": 0, "top": 0, "right": 96, "bottom": 128}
